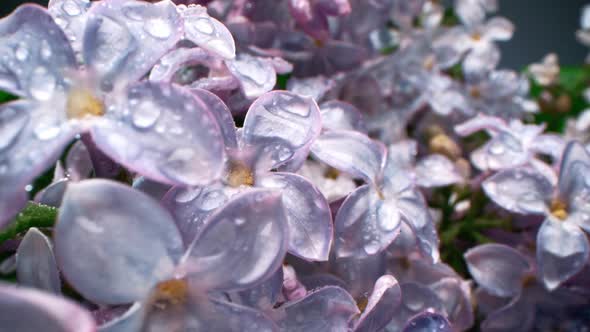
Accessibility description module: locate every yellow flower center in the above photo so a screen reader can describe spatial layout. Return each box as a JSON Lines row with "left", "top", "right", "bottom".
{"left": 429, "top": 133, "right": 461, "bottom": 160}
{"left": 151, "top": 279, "right": 188, "bottom": 309}
{"left": 66, "top": 88, "right": 104, "bottom": 119}
{"left": 471, "top": 32, "right": 482, "bottom": 41}
{"left": 521, "top": 274, "right": 536, "bottom": 288}
{"left": 323, "top": 167, "right": 341, "bottom": 180}
{"left": 550, "top": 199, "right": 568, "bottom": 220}
{"left": 226, "top": 160, "right": 255, "bottom": 187}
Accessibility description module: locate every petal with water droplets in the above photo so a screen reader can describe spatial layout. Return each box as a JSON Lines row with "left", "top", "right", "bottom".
{"left": 243, "top": 91, "right": 322, "bottom": 169}
{"left": 179, "top": 5, "right": 236, "bottom": 59}
{"left": 16, "top": 228, "right": 61, "bottom": 294}
{"left": 397, "top": 190, "right": 440, "bottom": 263}
{"left": 482, "top": 167, "right": 552, "bottom": 215}
{"left": 92, "top": 82, "right": 225, "bottom": 187}
{"left": 0, "top": 283, "right": 95, "bottom": 332}
{"left": 226, "top": 54, "right": 276, "bottom": 99}
{"left": 257, "top": 172, "right": 333, "bottom": 261}
{"left": 402, "top": 312, "right": 452, "bottom": 332}
{"left": 190, "top": 88, "right": 238, "bottom": 149}
{"left": 48, "top": 0, "right": 91, "bottom": 55}
{"left": 558, "top": 141, "right": 590, "bottom": 202}
{"left": 354, "top": 275, "right": 402, "bottom": 332}
{"left": 465, "top": 244, "right": 530, "bottom": 297}
{"left": 228, "top": 268, "right": 283, "bottom": 311}
{"left": 98, "top": 302, "right": 145, "bottom": 332}
{"left": 454, "top": 114, "right": 508, "bottom": 137}
{"left": 536, "top": 218, "right": 589, "bottom": 290}
{"left": 430, "top": 278, "right": 474, "bottom": 331}
{"left": 319, "top": 100, "right": 367, "bottom": 133}
{"left": 183, "top": 190, "right": 288, "bottom": 291}
{"left": 279, "top": 286, "right": 359, "bottom": 332}
{"left": 415, "top": 155, "right": 463, "bottom": 188}
{"left": 480, "top": 294, "right": 535, "bottom": 332}
{"left": 54, "top": 179, "right": 184, "bottom": 305}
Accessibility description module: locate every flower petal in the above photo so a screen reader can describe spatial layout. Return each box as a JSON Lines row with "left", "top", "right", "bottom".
{"left": 431, "top": 278, "right": 474, "bottom": 331}
{"left": 243, "top": 91, "right": 322, "bottom": 169}
{"left": 228, "top": 267, "right": 284, "bottom": 311}
{"left": 54, "top": 179, "right": 184, "bottom": 305}
{"left": 278, "top": 286, "right": 359, "bottom": 332}
{"left": 182, "top": 189, "right": 288, "bottom": 291}
{"left": 536, "top": 218, "right": 590, "bottom": 290}
{"left": 454, "top": 114, "right": 507, "bottom": 137}
{"left": 92, "top": 82, "right": 225, "bottom": 187}
{"left": 98, "top": 302, "right": 145, "bottom": 332}
{"left": 319, "top": 100, "right": 367, "bottom": 133}
{"left": 0, "top": 283, "right": 95, "bottom": 332}
{"left": 480, "top": 294, "right": 535, "bottom": 332}
{"left": 16, "top": 228, "right": 61, "bottom": 294}
{"left": 334, "top": 185, "right": 402, "bottom": 258}
{"left": 48, "top": 0, "right": 91, "bottom": 55}
{"left": 311, "top": 130, "right": 387, "bottom": 184}
{"left": 83, "top": 0, "right": 183, "bottom": 86}
{"left": 257, "top": 172, "right": 332, "bottom": 261}
{"left": 397, "top": 190, "right": 440, "bottom": 263}
{"left": 354, "top": 275, "right": 402, "bottom": 332}
{"left": 402, "top": 312, "right": 452, "bottom": 332}
{"left": 179, "top": 4, "right": 236, "bottom": 59}
{"left": 482, "top": 167, "right": 553, "bottom": 215}
{"left": 386, "top": 282, "right": 446, "bottom": 331}
{"left": 64, "top": 140, "right": 93, "bottom": 181}
{"left": 0, "top": 4, "right": 77, "bottom": 99}
{"left": 415, "top": 154, "right": 463, "bottom": 188}
{"left": 465, "top": 244, "right": 530, "bottom": 297}
{"left": 483, "top": 17, "right": 514, "bottom": 41}
{"left": 190, "top": 88, "right": 238, "bottom": 149}
{"left": 558, "top": 141, "right": 590, "bottom": 202}
{"left": 226, "top": 54, "right": 277, "bottom": 99}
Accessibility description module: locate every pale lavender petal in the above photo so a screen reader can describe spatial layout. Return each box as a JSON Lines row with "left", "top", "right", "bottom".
{"left": 287, "top": 76, "right": 335, "bottom": 101}
{"left": 354, "top": 275, "right": 402, "bottom": 332}
{"left": 36, "top": 179, "right": 68, "bottom": 207}
{"left": 482, "top": 168, "right": 552, "bottom": 215}
{"left": 463, "top": 44, "right": 500, "bottom": 78}
{"left": 334, "top": 185, "right": 402, "bottom": 258}
{"left": 558, "top": 141, "right": 590, "bottom": 202}
{"left": 386, "top": 140, "right": 417, "bottom": 172}
{"left": 228, "top": 267, "right": 284, "bottom": 311}
{"left": 319, "top": 100, "right": 367, "bottom": 133}
{"left": 206, "top": 298, "right": 279, "bottom": 331}
{"left": 282, "top": 264, "right": 307, "bottom": 301}
{"left": 483, "top": 17, "right": 514, "bottom": 41}
{"left": 190, "top": 88, "right": 238, "bottom": 148}
{"left": 226, "top": 54, "right": 277, "bottom": 99}
{"left": 257, "top": 172, "right": 333, "bottom": 261}
{"left": 536, "top": 218, "right": 590, "bottom": 290}
{"left": 465, "top": 244, "right": 531, "bottom": 297}
{"left": 92, "top": 82, "right": 225, "bottom": 186}
{"left": 0, "top": 283, "right": 95, "bottom": 332}
{"left": 480, "top": 294, "right": 535, "bottom": 332}
{"left": 16, "top": 228, "right": 61, "bottom": 294}
{"left": 98, "top": 302, "right": 145, "bottom": 332}
{"left": 55, "top": 179, "right": 184, "bottom": 305}
{"left": 243, "top": 91, "right": 322, "bottom": 169}
{"left": 473, "top": 133, "right": 529, "bottom": 171}
{"left": 454, "top": 114, "right": 508, "bottom": 137}
{"left": 131, "top": 176, "right": 171, "bottom": 201}
{"left": 311, "top": 130, "right": 387, "bottom": 184}
{"left": 278, "top": 286, "right": 359, "bottom": 332}
{"left": 455, "top": 0, "right": 486, "bottom": 27}
{"left": 333, "top": 254, "right": 386, "bottom": 299}
{"left": 161, "top": 183, "right": 231, "bottom": 245}
{"left": 83, "top": 0, "right": 183, "bottom": 86}
{"left": 64, "top": 140, "right": 93, "bottom": 181}
{"left": 182, "top": 190, "right": 288, "bottom": 291}
{"left": 387, "top": 283, "right": 446, "bottom": 331}
{"left": 179, "top": 4, "right": 236, "bottom": 59}
{"left": 415, "top": 155, "right": 463, "bottom": 188}
{"left": 431, "top": 278, "right": 474, "bottom": 331}
{"left": 0, "top": 4, "right": 77, "bottom": 99}
{"left": 402, "top": 312, "right": 452, "bottom": 332}
{"left": 47, "top": 0, "right": 91, "bottom": 55}
{"left": 530, "top": 134, "right": 565, "bottom": 160}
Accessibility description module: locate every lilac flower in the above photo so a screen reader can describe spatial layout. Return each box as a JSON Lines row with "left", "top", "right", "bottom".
{"left": 54, "top": 179, "right": 288, "bottom": 331}
{"left": 163, "top": 90, "right": 334, "bottom": 262}
{"left": 455, "top": 114, "right": 563, "bottom": 182}
{"left": 0, "top": 1, "right": 240, "bottom": 226}
{"left": 0, "top": 283, "right": 95, "bottom": 332}
{"left": 16, "top": 228, "right": 61, "bottom": 295}
{"left": 482, "top": 142, "right": 590, "bottom": 289}
{"left": 311, "top": 129, "right": 440, "bottom": 262}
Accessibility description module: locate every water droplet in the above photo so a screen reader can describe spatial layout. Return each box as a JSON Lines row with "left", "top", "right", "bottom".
{"left": 489, "top": 142, "right": 505, "bottom": 155}
{"left": 277, "top": 146, "right": 292, "bottom": 162}
{"left": 234, "top": 217, "right": 246, "bottom": 226}
{"left": 25, "top": 184, "right": 33, "bottom": 192}
{"left": 14, "top": 42, "right": 28, "bottom": 61}
{"left": 34, "top": 122, "right": 61, "bottom": 141}
{"left": 145, "top": 19, "right": 172, "bottom": 39}
{"left": 40, "top": 40, "right": 52, "bottom": 60}
{"left": 175, "top": 188, "right": 201, "bottom": 203}
{"left": 132, "top": 100, "right": 161, "bottom": 129}
{"left": 62, "top": 0, "right": 81, "bottom": 16}
{"left": 193, "top": 18, "right": 214, "bottom": 34}
{"left": 29, "top": 67, "right": 56, "bottom": 101}
{"left": 363, "top": 241, "right": 380, "bottom": 255}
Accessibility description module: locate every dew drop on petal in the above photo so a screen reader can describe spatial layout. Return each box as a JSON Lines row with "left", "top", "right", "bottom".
{"left": 363, "top": 240, "right": 380, "bottom": 255}
{"left": 62, "top": 0, "right": 82, "bottom": 16}
{"left": 489, "top": 141, "right": 505, "bottom": 155}
{"left": 40, "top": 40, "right": 52, "bottom": 60}
{"left": 132, "top": 100, "right": 161, "bottom": 129}
{"left": 234, "top": 217, "right": 246, "bottom": 226}
{"left": 193, "top": 18, "right": 214, "bottom": 34}
{"left": 29, "top": 67, "right": 56, "bottom": 101}
{"left": 34, "top": 123, "right": 61, "bottom": 141}
{"left": 175, "top": 188, "right": 201, "bottom": 204}
{"left": 145, "top": 19, "right": 172, "bottom": 39}
{"left": 14, "top": 42, "right": 28, "bottom": 61}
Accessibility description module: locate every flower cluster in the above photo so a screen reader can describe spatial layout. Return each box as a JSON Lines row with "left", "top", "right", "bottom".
{"left": 0, "top": 0, "right": 589, "bottom": 331}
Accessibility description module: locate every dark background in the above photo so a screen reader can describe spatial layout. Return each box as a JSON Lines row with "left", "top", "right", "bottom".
{"left": 1, "top": 0, "right": 588, "bottom": 69}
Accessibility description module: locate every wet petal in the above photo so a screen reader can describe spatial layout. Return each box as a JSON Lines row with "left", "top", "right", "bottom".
{"left": 35, "top": 179, "right": 68, "bottom": 208}
{"left": 387, "top": 283, "right": 446, "bottom": 331}
{"left": 482, "top": 167, "right": 552, "bottom": 215}
{"left": 397, "top": 190, "right": 440, "bottom": 263}
{"left": 48, "top": 0, "right": 91, "bottom": 55}
{"left": 226, "top": 54, "right": 277, "bottom": 99}
{"left": 228, "top": 268, "right": 283, "bottom": 311}
{"left": 333, "top": 254, "right": 387, "bottom": 299}
{"left": 465, "top": 244, "right": 531, "bottom": 297}
{"left": 431, "top": 278, "right": 474, "bottom": 331}
{"left": 161, "top": 183, "right": 231, "bottom": 245}
{"left": 182, "top": 189, "right": 288, "bottom": 291}
{"left": 319, "top": 100, "right": 367, "bottom": 133}
{"left": 287, "top": 76, "right": 335, "bottom": 102}
{"left": 311, "top": 130, "right": 387, "bottom": 184}
{"left": 83, "top": 0, "right": 183, "bottom": 86}
{"left": 132, "top": 176, "right": 171, "bottom": 201}
{"left": 257, "top": 172, "right": 333, "bottom": 261}
{"left": 242, "top": 91, "right": 322, "bottom": 169}
{"left": 481, "top": 294, "right": 535, "bottom": 332}
{"left": 98, "top": 302, "right": 145, "bottom": 332}
{"left": 191, "top": 88, "right": 238, "bottom": 149}
{"left": 92, "top": 82, "right": 225, "bottom": 187}
{"left": 16, "top": 228, "right": 61, "bottom": 294}
{"left": 455, "top": 0, "right": 486, "bottom": 26}
{"left": 415, "top": 155, "right": 463, "bottom": 188}
{"left": 558, "top": 141, "right": 590, "bottom": 202}
{"left": 463, "top": 44, "right": 500, "bottom": 79}
{"left": 179, "top": 4, "right": 236, "bottom": 59}
{"left": 278, "top": 286, "right": 359, "bottom": 332}
{"left": 454, "top": 114, "right": 508, "bottom": 137}
{"left": 64, "top": 140, "right": 93, "bottom": 181}
{"left": 55, "top": 179, "right": 184, "bottom": 305}
{"left": 536, "top": 218, "right": 590, "bottom": 290}
{"left": 474, "top": 133, "right": 529, "bottom": 171}
{"left": 206, "top": 298, "right": 279, "bottom": 331}
{"left": 0, "top": 4, "right": 76, "bottom": 99}
{"left": 483, "top": 17, "right": 514, "bottom": 41}
{"left": 333, "top": 185, "right": 401, "bottom": 258}
{"left": 402, "top": 312, "right": 452, "bottom": 332}
{"left": 0, "top": 283, "right": 95, "bottom": 332}
{"left": 354, "top": 275, "right": 402, "bottom": 332}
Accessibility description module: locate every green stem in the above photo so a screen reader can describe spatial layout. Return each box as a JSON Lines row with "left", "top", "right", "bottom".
{"left": 0, "top": 203, "right": 58, "bottom": 246}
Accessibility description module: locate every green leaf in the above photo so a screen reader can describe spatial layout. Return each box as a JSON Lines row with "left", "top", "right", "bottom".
{"left": 0, "top": 90, "right": 17, "bottom": 104}
{"left": 276, "top": 73, "right": 291, "bottom": 90}
{"left": 0, "top": 203, "right": 58, "bottom": 246}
